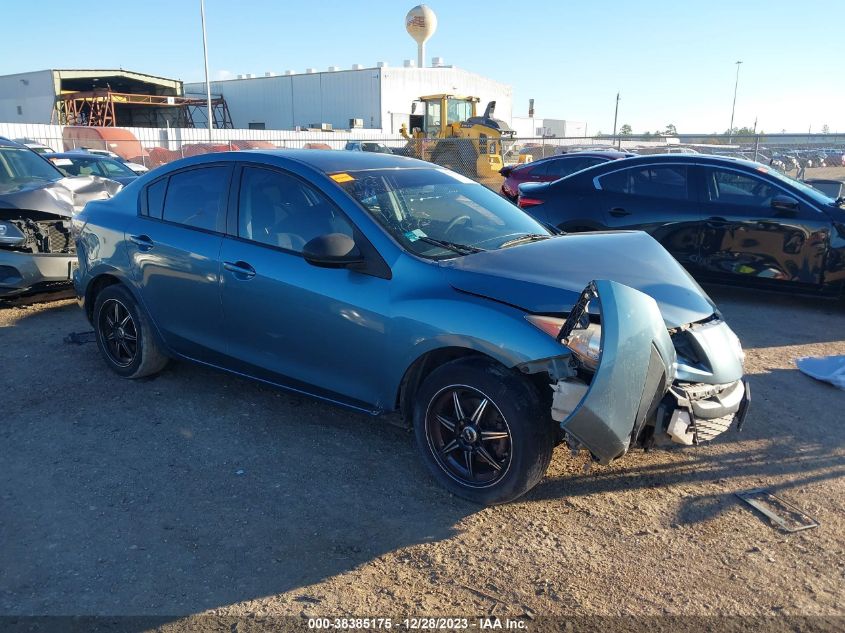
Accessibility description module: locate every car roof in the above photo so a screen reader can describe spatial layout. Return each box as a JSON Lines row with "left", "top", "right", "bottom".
{"left": 537, "top": 150, "right": 634, "bottom": 162}
{"left": 589, "top": 152, "right": 766, "bottom": 170}
{"left": 49, "top": 152, "right": 116, "bottom": 161}
{"left": 165, "top": 148, "right": 431, "bottom": 173}
{"left": 0, "top": 136, "right": 28, "bottom": 149}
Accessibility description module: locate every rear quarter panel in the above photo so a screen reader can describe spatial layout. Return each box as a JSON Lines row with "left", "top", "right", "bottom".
{"left": 74, "top": 195, "right": 138, "bottom": 310}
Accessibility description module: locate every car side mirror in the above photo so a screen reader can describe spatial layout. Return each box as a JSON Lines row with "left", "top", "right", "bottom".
{"left": 771, "top": 195, "right": 799, "bottom": 214}
{"left": 302, "top": 233, "right": 364, "bottom": 268}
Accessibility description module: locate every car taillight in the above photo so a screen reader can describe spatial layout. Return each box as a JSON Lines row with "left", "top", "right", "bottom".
{"left": 518, "top": 197, "right": 544, "bottom": 208}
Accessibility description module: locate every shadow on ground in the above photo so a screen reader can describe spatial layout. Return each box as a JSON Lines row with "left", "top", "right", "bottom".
{"left": 1, "top": 288, "right": 844, "bottom": 624}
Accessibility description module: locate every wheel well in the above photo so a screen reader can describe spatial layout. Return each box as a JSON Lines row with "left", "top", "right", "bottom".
{"left": 396, "top": 347, "right": 500, "bottom": 420}
{"left": 85, "top": 274, "right": 122, "bottom": 322}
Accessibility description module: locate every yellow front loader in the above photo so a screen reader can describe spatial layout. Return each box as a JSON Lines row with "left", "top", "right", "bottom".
{"left": 400, "top": 94, "right": 513, "bottom": 178}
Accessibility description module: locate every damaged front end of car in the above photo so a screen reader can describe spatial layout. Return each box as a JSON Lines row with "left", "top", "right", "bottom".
{"left": 519, "top": 280, "right": 749, "bottom": 465}
{"left": 0, "top": 177, "right": 120, "bottom": 297}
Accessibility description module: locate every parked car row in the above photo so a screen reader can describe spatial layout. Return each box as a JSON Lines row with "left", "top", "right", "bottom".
{"left": 71, "top": 149, "right": 750, "bottom": 504}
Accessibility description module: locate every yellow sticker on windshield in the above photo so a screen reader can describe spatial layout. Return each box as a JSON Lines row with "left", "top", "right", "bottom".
{"left": 331, "top": 173, "right": 355, "bottom": 183}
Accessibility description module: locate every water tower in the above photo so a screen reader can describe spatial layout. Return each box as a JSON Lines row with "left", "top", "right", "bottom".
{"left": 405, "top": 5, "right": 437, "bottom": 68}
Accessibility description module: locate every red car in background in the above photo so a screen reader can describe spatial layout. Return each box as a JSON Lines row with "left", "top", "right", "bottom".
{"left": 500, "top": 151, "right": 634, "bottom": 201}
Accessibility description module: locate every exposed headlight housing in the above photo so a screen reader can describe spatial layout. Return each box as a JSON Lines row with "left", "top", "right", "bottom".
{"left": 525, "top": 282, "right": 603, "bottom": 371}
{"left": 0, "top": 221, "right": 26, "bottom": 247}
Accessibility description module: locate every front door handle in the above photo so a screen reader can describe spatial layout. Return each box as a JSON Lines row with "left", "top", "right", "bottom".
{"left": 223, "top": 260, "right": 256, "bottom": 279}
{"left": 129, "top": 234, "right": 154, "bottom": 251}
{"left": 609, "top": 207, "right": 631, "bottom": 217}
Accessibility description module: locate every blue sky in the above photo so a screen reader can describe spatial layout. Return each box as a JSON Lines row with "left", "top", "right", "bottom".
{"left": 2, "top": 0, "right": 842, "bottom": 133}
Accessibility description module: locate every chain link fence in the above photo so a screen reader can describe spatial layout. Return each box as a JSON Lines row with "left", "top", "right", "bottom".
{"left": 3, "top": 123, "right": 844, "bottom": 190}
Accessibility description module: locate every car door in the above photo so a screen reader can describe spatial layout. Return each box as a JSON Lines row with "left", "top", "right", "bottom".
{"left": 125, "top": 164, "right": 232, "bottom": 361}
{"left": 218, "top": 164, "right": 392, "bottom": 409}
{"left": 696, "top": 166, "right": 830, "bottom": 285}
{"left": 593, "top": 163, "right": 703, "bottom": 268}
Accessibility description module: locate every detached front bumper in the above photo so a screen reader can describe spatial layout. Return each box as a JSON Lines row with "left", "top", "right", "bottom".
{"left": 0, "top": 250, "right": 76, "bottom": 297}
{"left": 546, "top": 280, "right": 748, "bottom": 464}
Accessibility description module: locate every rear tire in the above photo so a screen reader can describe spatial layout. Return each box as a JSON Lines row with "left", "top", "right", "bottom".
{"left": 412, "top": 357, "right": 555, "bottom": 505}
{"left": 93, "top": 284, "right": 168, "bottom": 379}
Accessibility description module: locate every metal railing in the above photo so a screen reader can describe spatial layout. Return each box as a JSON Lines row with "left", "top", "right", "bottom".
{"left": 2, "top": 122, "right": 844, "bottom": 188}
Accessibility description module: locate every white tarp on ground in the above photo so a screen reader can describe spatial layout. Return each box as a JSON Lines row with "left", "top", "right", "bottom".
{"left": 796, "top": 356, "right": 845, "bottom": 390}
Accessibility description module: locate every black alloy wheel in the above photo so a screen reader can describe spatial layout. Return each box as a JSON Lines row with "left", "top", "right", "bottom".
{"left": 413, "top": 357, "right": 556, "bottom": 505}
{"left": 98, "top": 298, "right": 138, "bottom": 367}
{"left": 425, "top": 384, "right": 513, "bottom": 488}
{"left": 92, "top": 283, "right": 169, "bottom": 379}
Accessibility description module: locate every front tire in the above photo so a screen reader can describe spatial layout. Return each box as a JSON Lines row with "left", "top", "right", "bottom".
{"left": 93, "top": 284, "right": 169, "bottom": 379}
{"left": 412, "top": 358, "right": 555, "bottom": 505}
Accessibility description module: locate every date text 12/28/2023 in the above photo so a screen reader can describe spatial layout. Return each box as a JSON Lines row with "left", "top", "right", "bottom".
{"left": 307, "top": 617, "right": 527, "bottom": 630}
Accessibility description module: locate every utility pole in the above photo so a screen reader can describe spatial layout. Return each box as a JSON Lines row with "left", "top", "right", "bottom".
{"left": 612, "top": 92, "right": 620, "bottom": 148}
{"left": 728, "top": 61, "right": 742, "bottom": 143}
{"left": 753, "top": 116, "right": 759, "bottom": 161}
{"left": 201, "top": 0, "right": 213, "bottom": 141}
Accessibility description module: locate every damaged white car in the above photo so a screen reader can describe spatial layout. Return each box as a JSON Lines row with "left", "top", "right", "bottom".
{"left": 0, "top": 137, "right": 121, "bottom": 298}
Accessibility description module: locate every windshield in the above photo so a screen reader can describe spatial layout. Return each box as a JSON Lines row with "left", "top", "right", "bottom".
{"left": 335, "top": 168, "right": 550, "bottom": 258}
{"left": 758, "top": 164, "right": 838, "bottom": 206}
{"left": 99, "top": 158, "right": 137, "bottom": 177}
{"left": 0, "top": 147, "right": 63, "bottom": 187}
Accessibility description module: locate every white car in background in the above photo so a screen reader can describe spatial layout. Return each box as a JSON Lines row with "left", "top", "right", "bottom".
{"left": 13, "top": 138, "right": 54, "bottom": 155}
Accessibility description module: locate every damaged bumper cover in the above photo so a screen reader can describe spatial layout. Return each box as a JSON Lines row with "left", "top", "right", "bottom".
{"left": 0, "top": 176, "right": 119, "bottom": 297}
{"left": 661, "top": 379, "right": 750, "bottom": 445}
{"left": 543, "top": 280, "right": 748, "bottom": 464}
{"left": 0, "top": 251, "right": 77, "bottom": 297}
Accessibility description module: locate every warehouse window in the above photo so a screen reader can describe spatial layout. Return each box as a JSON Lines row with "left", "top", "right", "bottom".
{"left": 16, "top": 106, "right": 23, "bottom": 116}
{"left": 248, "top": 122, "right": 266, "bottom": 130}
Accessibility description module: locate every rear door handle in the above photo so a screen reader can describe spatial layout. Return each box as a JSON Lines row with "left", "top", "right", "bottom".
{"left": 609, "top": 207, "right": 631, "bottom": 217}
{"left": 129, "top": 234, "right": 154, "bottom": 250}
{"left": 223, "top": 260, "right": 256, "bottom": 279}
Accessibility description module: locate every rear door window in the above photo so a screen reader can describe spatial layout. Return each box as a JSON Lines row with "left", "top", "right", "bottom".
{"left": 525, "top": 162, "right": 549, "bottom": 177}
{"left": 545, "top": 157, "right": 605, "bottom": 179}
{"left": 145, "top": 178, "right": 168, "bottom": 219}
{"left": 162, "top": 166, "right": 230, "bottom": 232}
{"left": 600, "top": 165, "right": 689, "bottom": 200}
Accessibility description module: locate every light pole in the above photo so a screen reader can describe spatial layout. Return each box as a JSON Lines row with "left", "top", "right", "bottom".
{"left": 200, "top": 0, "right": 213, "bottom": 141}
{"left": 612, "top": 92, "right": 620, "bottom": 148}
{"left": 728, "top": 61, "right": 742, "bottom": 143}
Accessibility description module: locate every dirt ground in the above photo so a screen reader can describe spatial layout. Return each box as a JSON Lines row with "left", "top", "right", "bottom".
{"left": 1, "top": 285, "right": 844, "bottom": 626}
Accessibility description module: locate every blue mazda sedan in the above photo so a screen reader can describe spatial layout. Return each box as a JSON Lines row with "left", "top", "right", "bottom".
{"left": 74, "top": 150, "right": 748, "bottom": 504}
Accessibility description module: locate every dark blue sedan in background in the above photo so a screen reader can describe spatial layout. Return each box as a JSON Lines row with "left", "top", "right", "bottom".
{"left": 73, "top": 150, "right": 748, "bottom": 504}
{"left": 517, "top": 154, "right": 845, "bottom": 294}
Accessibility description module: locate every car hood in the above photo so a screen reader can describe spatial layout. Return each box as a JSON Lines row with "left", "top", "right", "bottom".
{"left": 440, "top": 231, "right": 717, "bottom": 328}
{"left": 0, "top": 176, "right": 121, "bottom": 217}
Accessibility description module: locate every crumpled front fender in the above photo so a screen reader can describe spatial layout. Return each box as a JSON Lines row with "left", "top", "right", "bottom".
{"left": 559, "top": 280, "right": 677, "bottom": 464}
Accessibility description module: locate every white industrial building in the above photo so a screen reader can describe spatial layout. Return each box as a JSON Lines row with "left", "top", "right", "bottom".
{"left": 184, "top": 63, "right": 513, "bottom": 133}
{"left": 511, "top": 117, "right": 589, "bottom": 138}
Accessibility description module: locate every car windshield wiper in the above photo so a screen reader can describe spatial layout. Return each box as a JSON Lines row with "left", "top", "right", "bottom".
{"left": 416, "top": 235, "right": 486, "bottom": 255}
{"left": 499, "top": 233, "right": 552, "bottom": 248}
